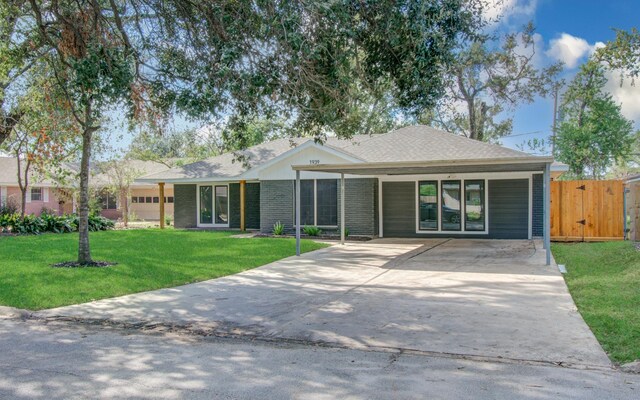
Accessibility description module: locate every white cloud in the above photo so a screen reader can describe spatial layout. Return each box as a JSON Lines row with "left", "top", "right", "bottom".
{"left": 546, "top": 33, "right": 606, "bottom": 69}
{"left": 605, "top": 70, "right": 640, "bottom": 123}
{"left": 483, "top": 0, "right": 538, "bottom": 25}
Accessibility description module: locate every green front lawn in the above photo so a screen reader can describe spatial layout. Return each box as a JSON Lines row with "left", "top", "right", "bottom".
{"left": 552, "top": 241, "right": 640, "bottom": 364}
{"left": 0, "top": 230, "right": 327, "bottom": 310}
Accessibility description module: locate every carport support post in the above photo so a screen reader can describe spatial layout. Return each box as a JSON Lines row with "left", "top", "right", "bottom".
{"left": 340, "top": 173, "right": 345, "bottom": 245}
{"left": 296, "top": 170, "right": 301, "bottom": 256}
{"left": 544, "top": 164, "right": 551, "bottom": 265}
{"left": 159, "top": 182, "right": 165, "bottom": 229}
{"left": 240, "top": 180, "right": 246, "bottom": 231}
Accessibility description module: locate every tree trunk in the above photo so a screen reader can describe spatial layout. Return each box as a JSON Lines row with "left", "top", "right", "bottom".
{"left": 16, "top": 153, "right": 30, "bottom": 218}
{"left": 77, "top": 128, "right": 93, "bottom": 263}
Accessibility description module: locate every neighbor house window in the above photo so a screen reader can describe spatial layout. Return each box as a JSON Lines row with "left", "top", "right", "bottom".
{"left": 441, "top": 181, "right": 461, "bottom": 231}
{"left": 199, "top": 186, "right": 213, "bottom": 224}
{"left": 295, "top": 179, "right": 337, "bottom": 226}
{"left": 165, "top": 197, "right": 174, "bottom": 203}
{"left": 215, "top": 186, "right": 228, "bottom": 224}
{"left": 145, "top": 196, "right": 152, "bottom": 203}
{"left": 100, "top": 191, "right": 117, "bottom": 210}
{"left": 131, "top": 197, "right": 138, "bottom": 204}
{"left": 30, "top": 187, "right": 42, "bottom": 201}
{"left": 464, "top": 180, "right": 485, "bottom": 231}
{"left": 418, "top": 181, "right": 438, "bottom": 230}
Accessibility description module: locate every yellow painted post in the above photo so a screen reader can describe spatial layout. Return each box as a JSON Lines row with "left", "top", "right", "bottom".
{"left": 240, "top": 180, "right": 246, "bottom": 231}
{"left": 159, "top": 182, "right": 165, "bottom": 229}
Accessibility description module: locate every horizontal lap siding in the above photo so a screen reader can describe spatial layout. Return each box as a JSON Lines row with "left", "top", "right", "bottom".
{"left": 338, "top": 178, "right": 377, "bottom": 236}
{"left": 488, "top": 179, "right": 529, "bottom": 239}
{"left": 260, "top": 180, "right": 294, "bottom": 233}
{"left": 174, "top": 184, "right": 197, "bottom": 228}
{"left": 382, "top": 182, "right": 416, "bottom": 237}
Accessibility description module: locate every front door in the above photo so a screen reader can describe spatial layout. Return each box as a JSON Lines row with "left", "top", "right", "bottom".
{"left": 198, "top": 185, "right": 229, "bottom": 227}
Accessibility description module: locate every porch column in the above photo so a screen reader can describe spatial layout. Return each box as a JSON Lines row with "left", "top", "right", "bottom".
{"left": 543, "top": 164, "right": 551, "bottom": 265}
{"left": 340, "top": 173, "right": 345, "bottom": 245}
{"left": 295, "top": 170, "right": 301, "bottom": 256}
{"left": 159, "top": 182, "right": 165, "bottom": 229}
{"left": 240, "top": 180, "right": 246, "bottom": 231}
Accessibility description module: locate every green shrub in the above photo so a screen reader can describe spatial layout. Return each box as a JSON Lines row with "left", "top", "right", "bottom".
{"left": 344, "top": 227, "right": 349, "bottom": 238}
{"left": 165, "top": 215, "right": 173, "bottom": 226}
{"left": 0, "top": 213, "right": 113, "bottom": 235}
{"left": 272, "top": 221, "right": 285, "bottom": 236}
{"left": 303, "top": 225, "right": 322, "bottom": 236}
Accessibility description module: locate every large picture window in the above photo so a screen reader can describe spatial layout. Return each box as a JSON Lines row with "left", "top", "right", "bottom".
{"left": 464, "top": 180, "right": 485, "bottom": 231}
{"left": 418, "top": 181, "right": 438, "bottom": 230}
{"left": 295, "top": 179, "right": 337, "bottom": 226}
{"left": 215, "top": 186, "right": 228, "bottom": 224}
{"left": 441, "top": 181, "right": 461, "bottom": 231}
{"left": 199, "top": 186, "right": 213, "bottom": 224}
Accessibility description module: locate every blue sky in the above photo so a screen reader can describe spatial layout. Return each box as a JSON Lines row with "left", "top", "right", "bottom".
{"left": 495, "top": 0, "right": 640, "bottom": 151}
{"left": 107, "top": 0, "right": 639, "bottom": 157}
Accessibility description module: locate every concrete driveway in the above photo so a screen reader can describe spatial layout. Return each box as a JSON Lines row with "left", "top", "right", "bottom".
{"left": 38, "top": 238, "right": 611, "bottom": 368}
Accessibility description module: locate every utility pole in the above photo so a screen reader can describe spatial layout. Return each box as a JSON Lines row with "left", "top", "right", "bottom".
{"left": 551, "top": 87, "right": 557, "bottom": 156}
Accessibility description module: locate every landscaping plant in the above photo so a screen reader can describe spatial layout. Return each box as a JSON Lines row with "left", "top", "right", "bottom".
{"left": 272, "top": 221, "right": 285, "bottom": 236}
{"left": 303, "top": 226, "right": 322, "bottom": 236}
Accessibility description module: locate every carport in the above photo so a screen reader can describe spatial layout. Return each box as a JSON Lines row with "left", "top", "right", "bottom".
{"left": 292, "top": 158, "right": 553, "bottom": 265}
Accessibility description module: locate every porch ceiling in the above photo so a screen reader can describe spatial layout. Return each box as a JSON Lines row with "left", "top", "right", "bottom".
{"left": 292, "top": 158, "right": 552, "bottom": 176}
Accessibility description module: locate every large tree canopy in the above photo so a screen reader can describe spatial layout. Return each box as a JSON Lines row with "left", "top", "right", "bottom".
{"left": 423, "top": 23, "right": 562, "bottom": 142}
{"left": 9, "top": 0, "right": 484, "bottom": 264}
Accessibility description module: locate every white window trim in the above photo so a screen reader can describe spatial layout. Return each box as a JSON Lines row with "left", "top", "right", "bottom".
{"left": 414, "top": 179, "right": 489, "bottom": 235}
{"left": 0, "top": 186, "right": 6, "bottom": 206}
{"left": 196, "top": 183, "right": 230, "bottom": 228}
{"left": 294, "top": 179, "right": 338, "bottom": 228}
{"left": 30, "top": 187, "right": 43, "bottom": 202}
{"left": 378, "top": 172, "right": 534, "bottom": 237}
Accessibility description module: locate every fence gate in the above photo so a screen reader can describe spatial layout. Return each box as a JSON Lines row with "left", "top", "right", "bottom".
{"left": 551, "top": 180, "right": 624, "bottom": 241}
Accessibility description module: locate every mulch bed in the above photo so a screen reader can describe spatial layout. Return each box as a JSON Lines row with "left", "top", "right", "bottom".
{"left": 51, "top": 261, "right": 118, "bottom": 268}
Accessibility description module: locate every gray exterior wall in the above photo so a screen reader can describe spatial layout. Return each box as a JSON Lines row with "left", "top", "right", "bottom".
{"left": 174, "top": 184, "right": 197, "bottom": 228}
{"left": 532, "top": 173, "right": 543, "bottom": 237}
{"left": 381, "top": 178, "right": 531, "bottom": 239}
{"left": 260, "top": 180, "right": 295, "bottom": 234}
{"left": 488, "top": 179, "right": 529, "bottom": 239}
{"left": 338, "top": 178, "right": 377, "bottom": 236}
{"left": 259, "top": 178, "right": 377, "bottom": 236}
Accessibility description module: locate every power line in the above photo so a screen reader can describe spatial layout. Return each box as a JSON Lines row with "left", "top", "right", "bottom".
{"left": 502, "top": 130, "right": 544, "bottom": 138}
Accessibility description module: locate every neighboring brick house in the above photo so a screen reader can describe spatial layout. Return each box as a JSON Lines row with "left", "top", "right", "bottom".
{"left": 90, "top": 160, "right": 175, "bottom": 221}
{"left": 0, "top": 157, "right": 174, "bottom": 221}
{"left": 138, "top": 125, "right": 565, "bottom": 242}
{"left": 0, "top": 157, "right": 74, "bottom": 215}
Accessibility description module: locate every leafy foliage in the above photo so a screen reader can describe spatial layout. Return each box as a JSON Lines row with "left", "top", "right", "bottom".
{"left": 597, "top": 28, "right": 640, "bottom": 85}
{"left": 303, "top": 226, "right": 322, "bottom": 236}
{"left": 272, "top": 221, "right": 285, "bottom": 236}
{"left": 554, "top": 61, "right": 637, "bottom": 179}
{"left": 0, "top": 212, "right": 114, "bottom": 235}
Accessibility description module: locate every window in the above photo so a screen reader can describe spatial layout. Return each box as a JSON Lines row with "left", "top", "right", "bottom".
{"left": 99, "top": 191, "right": 117, "bottom": 210}
{"left": 165, "top": 196, "right": 174, "bottom": 203}
{"left": 215, "top": 186, "right": 228, "bottom": 224}
{"left": 441, "top": 181, "right": 461, "bottom": 231}
{"left": 131, "top": 197, "right": 138, "bottom": 203}
{"left": 295, "top": 179, "right": 337, "bottom": 226}
{"left": 30, "top": 187, "right": 42, "bottom": 202}
{"left": 145, "top": 196, "right": 152, "bottom": 203}
{"left": 316, "top": 180, "right": 337, "bottom": 226}
{"left": 464, "top": 180, "right": 485, "bottom": 231}
{"left": 418, "top": 181, "right": 438, "bottom": 230}
{"left": 152, "top": 197, "right": 159, "bottom": 203}
{"left": 199, "top": 186, "right": 213, "bottom": 224}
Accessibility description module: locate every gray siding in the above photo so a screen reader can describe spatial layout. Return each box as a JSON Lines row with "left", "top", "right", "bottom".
{"left": 229, "top": 183, "right": 260, "bottom": 229}
{"left": 382, "top": 182, "right": 416, "bottom": 237}
{"left": 532, "top": 174, "right": 543, "bottom": 237}
{"left": 337, "top": 178, "right": 377, "bottom": 236}
{"left": 174, "top": 184, "right": 197, "bottom": 228}
{"left": 488, "top": 179, "right": 529, "bottom": 239}
{"left": 260, "top": 180, "right": 295, "bottom": 233}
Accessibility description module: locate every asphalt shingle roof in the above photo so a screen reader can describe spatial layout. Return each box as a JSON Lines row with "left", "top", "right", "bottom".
{"left": 140, "top": 125, "right": 539, "bottom": 181}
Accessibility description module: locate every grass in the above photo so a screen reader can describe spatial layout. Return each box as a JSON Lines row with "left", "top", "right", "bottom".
{"left": 552, "top": 241, "right": 640, "bottom": 364}
{"left": 0, "top": 229, "right": 327, "bottom": 311}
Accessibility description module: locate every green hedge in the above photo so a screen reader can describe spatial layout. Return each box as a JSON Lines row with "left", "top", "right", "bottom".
{"left": 0, "top": 213, "right": 115, "bottom": 235}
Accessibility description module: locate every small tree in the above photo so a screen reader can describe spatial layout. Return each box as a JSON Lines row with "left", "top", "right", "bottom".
{"left": 98, "top": 159, "right": 141, "bottom": 227}
{"left": 555, "top": 60, "right": 637, "bottom": 179}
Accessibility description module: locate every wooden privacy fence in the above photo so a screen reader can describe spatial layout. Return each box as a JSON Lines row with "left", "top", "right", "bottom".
{"left": 551, "top": 180, "right": 624, "bottom": 241}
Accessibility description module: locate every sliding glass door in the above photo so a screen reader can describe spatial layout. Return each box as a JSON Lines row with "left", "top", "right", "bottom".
{"left": 199, "top": 184, "right": 229, "bottom": 226}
